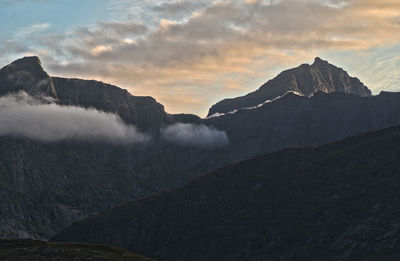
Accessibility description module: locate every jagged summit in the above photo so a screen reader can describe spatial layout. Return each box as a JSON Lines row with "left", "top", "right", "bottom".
{"left": 207, "top": 57, "right": 371, "bottom": 116}
{"left": 0, "top": 56, "right": 57, "bottom": 98}
{"left": 11, "top": 56, "right": 42, "bottom": 66}
{"left": 7, "top": 56, "right": 49, "bottom": 80}
{"left": 312, "top": 56, "right": 327, "bottom": 64}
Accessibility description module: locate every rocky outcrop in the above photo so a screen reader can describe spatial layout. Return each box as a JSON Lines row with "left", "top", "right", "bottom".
{"left": 207, "top": 57, "right": 371, "bottom": 116}
{"left": 52, "top": 125, "right": 400, "bottom": 261}
{"left": 0, "top": 56, "right": 57, "bottom": 98}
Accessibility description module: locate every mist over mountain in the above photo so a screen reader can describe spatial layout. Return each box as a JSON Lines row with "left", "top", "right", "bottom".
{"left": 52, "top": 76, "right": 167, "bottom": 133}
{"left": 0, "top": 56, "right": 169, "bottom": 133}
{"left": 161, "top": 123, "right": 229, "bottom": 148}
{"left": 0, "top": 92, "right": 150, "bottom": 143}
{"left": 1, "top": 56, "right": 400, "bottom": 243}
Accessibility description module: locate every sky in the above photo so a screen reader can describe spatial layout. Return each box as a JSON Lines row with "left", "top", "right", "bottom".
{"left": 0, "top": 0, "right": 399, "bottom": 117}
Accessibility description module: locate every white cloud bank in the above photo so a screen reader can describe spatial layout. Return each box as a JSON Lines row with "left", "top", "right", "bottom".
{"left": 161, "top": 123, "right": 228, "bottom": 148}
{"left": 0, "top": 92, "right": 150, "bottom": 143}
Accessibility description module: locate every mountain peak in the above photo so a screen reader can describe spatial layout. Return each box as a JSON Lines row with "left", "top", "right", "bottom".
{"left": 0, "top": 56, "right": 57, "bottom": 98}
{"left": 312, "top": 56, "right": 328, "bottom": 65}
{"left": 207, "top": 58, "right": 372, "bottom": 116}
{"left": 12, "top": 56, "right": 42, "bottom": 66}
{"left": 8, "top": 56, "right": 46, "bottom": 77}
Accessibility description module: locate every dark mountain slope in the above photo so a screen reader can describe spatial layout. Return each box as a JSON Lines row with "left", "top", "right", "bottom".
{"left": 53, "top": 125, "right": 400, "bottom": 261}
{"left": 205, "top": 91, "right": 400, "bottom": 162}
{"left": 52, "top": 77, "right": 167, "bottom": 132}
{"left": 207, "top": 57, "right": 371, "bottom": 116}
{"left": 0, "top": 138, "right": 156, "bottom": 239}
{"left": 0, "top": 239, "right": 154, "bottom": 261}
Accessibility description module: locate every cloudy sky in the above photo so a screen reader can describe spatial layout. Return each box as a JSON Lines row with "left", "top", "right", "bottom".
{"left": 0, "top": 0, "right": 399, "bottom": 116}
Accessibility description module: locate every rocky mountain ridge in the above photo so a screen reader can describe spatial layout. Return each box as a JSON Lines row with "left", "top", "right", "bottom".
{"left": 1, "top": 56, "right": 400, "bottom": 241}
{"left": 0, "top": 56, "right": 169, "bottom": 132}
{"left": 208, "top": 57, "right": 371, "bottom": 116}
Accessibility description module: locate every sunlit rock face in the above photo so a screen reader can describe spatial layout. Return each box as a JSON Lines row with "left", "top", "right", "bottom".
{"left": 207, "top": 57, "right": 371, "bottom": 117}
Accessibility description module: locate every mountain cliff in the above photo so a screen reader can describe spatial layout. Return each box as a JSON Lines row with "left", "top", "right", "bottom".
{"left": 207, "top": 57, "right": 371, "bottom": 116}
{"left": 52, "top": 125, "right": 400, "bottom": 261}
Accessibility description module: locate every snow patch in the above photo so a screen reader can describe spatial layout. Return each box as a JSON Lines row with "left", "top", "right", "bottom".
{"left": 206, "top": 91, "right": 304, "bottom": 119}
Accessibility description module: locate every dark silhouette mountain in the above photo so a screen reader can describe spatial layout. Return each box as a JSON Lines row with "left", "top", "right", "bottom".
{"left": 207, "top": 57, "right": 371, "bottom": 116}
{"left": 1, "top": 56, "right": 400, "bottom": 241}
{"left": 0, "top": 239, "right": 154, "bottom": 261}
{"left": 53, "top": 125, "right": 400, "bottom": 261}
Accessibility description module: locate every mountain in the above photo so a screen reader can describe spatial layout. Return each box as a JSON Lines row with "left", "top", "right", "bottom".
{"left": 4, "top": 91, "right": 400, "bottom": 239}
{"left": 52, "top": 77, "right": 167, "bottom": 132}
{"left": 205, "top": 91, "right": 400, "bottom": 162}
{"left": 207, "top": 57, "right": 371, "bottom": 117}
{"left": 0, "top": 138, "right": 158, "bottom": 239}
{"left": 52, "top": 125, "right": 400, "bottom": 261}
{"left": 1, "top": 56, "right": 400, "bottom": 241}
{"left": 0, "top": 56, "right": 169, "bottom": 132}
{"left": 0, "top": 239, "right": 154, "bottom": 261}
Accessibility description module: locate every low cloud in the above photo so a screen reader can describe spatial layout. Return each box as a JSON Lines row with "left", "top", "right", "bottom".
{"left": 161, "top": 123, "right": 228, "bottom": 148}
{"left": 0, "top": 92, "right": 150, "bottom": 143}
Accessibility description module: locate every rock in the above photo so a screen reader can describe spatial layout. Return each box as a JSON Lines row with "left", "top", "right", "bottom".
{"left": 207, "top": 57, "right": 371, "bottom": 116}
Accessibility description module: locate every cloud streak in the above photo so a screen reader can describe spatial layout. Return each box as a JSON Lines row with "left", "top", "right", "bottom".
{"left": 0, "top": 92, "right": 150, "bottom": 143}
{"left": 161, "top": 123, "right": 228, "bottom": 148}
{"left": 16, "top": 23, "right": 51, "bottom": 37}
